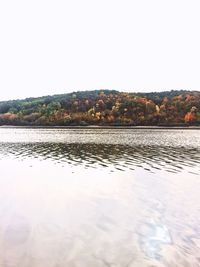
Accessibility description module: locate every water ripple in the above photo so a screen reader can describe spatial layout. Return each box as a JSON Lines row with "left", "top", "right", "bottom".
{"left": 0, "top": 142, "right": 199, "bottom": 174}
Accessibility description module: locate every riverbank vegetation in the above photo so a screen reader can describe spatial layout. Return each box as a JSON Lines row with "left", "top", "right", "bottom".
{"left": 0, "top": 90, "right": 200, "bottom": 126}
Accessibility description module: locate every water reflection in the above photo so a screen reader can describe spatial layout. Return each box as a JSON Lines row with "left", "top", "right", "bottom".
{"left": 140, "top": 220, "right": 172, "bottom": 260}
{"left": 0, "top": 129, "right": 200, "bottom": 267}
{"left": 0, "top": 142, "right": 200, "bottom": 174}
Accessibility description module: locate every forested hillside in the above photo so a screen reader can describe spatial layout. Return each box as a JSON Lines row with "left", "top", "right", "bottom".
{"left": 0, "top": 90, "right": 200, "bottom": 126}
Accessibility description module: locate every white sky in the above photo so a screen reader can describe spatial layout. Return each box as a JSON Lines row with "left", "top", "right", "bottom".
{"left": 0, "top": 0, "right": 200, "bottom": 101}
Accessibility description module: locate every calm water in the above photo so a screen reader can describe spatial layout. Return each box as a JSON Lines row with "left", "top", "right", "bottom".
{"left": 0, "top": 128, "right": 200, "bottom": 267}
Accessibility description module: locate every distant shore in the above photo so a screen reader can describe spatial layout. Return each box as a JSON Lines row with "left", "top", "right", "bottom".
{"left": 1, "top": 90, "right": 200, "bottom": 127}
{"left": 1, "top": 125, "right": 200, "bottom": 130}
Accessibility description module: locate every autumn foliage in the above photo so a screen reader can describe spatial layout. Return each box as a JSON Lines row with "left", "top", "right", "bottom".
{"left": 0, "top": 90, "right": 200, "bottom": 126}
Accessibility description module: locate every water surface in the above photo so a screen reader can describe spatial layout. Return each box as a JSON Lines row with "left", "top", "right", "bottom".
{"left": 0, "top": 128, "right": 200, "bottom": 267}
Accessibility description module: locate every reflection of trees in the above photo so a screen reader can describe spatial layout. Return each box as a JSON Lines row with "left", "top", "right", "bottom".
{"left": 0, "top": 142, "right": 200, "bottom": 174}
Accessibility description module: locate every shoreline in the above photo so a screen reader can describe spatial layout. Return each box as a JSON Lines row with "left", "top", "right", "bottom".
{"left": 1, "top": 125, "right": 200, "bottom": 130}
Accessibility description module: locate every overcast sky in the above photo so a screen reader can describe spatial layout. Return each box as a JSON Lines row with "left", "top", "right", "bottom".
{"left": 0, "top": 0, "right": 200, "bottom": 100}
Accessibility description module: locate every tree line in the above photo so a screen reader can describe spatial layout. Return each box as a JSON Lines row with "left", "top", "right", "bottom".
{"left": 0, "top": 90, "right": 200, "bottom": 126}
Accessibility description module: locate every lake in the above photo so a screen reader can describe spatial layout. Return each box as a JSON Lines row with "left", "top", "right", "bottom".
{"left": 0, "top": 128, "right": 200, "bottom": 267}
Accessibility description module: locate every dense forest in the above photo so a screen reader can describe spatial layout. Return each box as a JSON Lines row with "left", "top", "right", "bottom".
{"left": 0, "top": 90, "right": 200, "bottom": 126}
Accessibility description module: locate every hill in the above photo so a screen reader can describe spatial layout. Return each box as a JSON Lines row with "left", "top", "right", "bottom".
{"left": 0, "top": 90, "right": 200, "bottom": 126}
